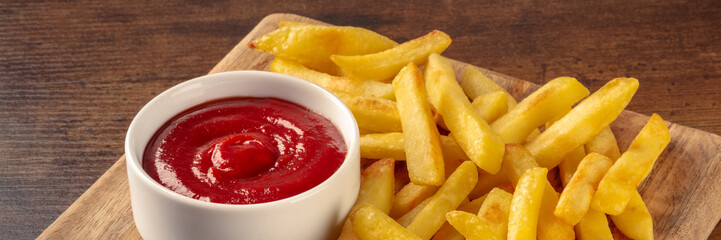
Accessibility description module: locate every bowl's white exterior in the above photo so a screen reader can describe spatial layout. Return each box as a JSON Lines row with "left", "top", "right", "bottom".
{"left": 125, "top": 71, "right": 360, "bottom": 240}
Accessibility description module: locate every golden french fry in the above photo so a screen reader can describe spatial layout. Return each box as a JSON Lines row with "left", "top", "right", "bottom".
{"left": 502, "top": 145, "right": 575, "bottom": 240}
{"left": 406, "top": 161, "right": 478, "bottom": 240}
{"left": 250, "top": 24, "right": 396, "bottom": 63}
{"left": 508, "top": 167, "right": 548, "bottom": 240}
{"left": 332, "top": 30, "right": 452, "bottom": 82}
{"left": 584, "top": 127, "right": 622, "bottom": 160}
{"left": 393, "top": 63, "right": 445, "bottom": 185}
{"left": 461, "top": 66, "right": 517, "bottom": 110}
{"left": 525, "top": 77, "right": 639, "bottom": 168}
{"left": 469, "top": 170, "right": 509, "bottom": 200}
{"left": 433, "top": 196, "right": 489, "bottom": 240}
{"left": 446, "top": 210, "right": 502, "bottom": 240}
{"left": 558, "top": 146, "right": 586, "bottom": 187}
{"left": 390, "top": 182, "right": 439, "bottom": 219}
{"left": 335, "top": 93, "right": 402, "bottom": 133}
{"left": 461, "top": 66, "right": 542, "bottom": 141}
{"left": 360, "top": 132, "right": 468, "bottom": 161}
{"left": 397, "top": 197, "right": 431, "bottom": 227}
{"left": 575, "top": 208, "right": 613, "bottom": 240}
{"left": 492, "top": 77, "right": 590, "bottom": 144}
{"left": 424, "top": 53, "right": 505, "bottom": 174}
{"left": 270, "top": 57, "right": 395, "bottom": 99}
{"left": 609, "top": 191, "right": 654, "bottom": 240}
{"left": 592, "top": 114, "right": 670, "bottom": 215}
{"left": 471, "top": 90, "right": 509, "bottom": 123}
{"left": 351, "top": 204, "right": 421, "bottom": 240}
{"left": 339, "top": 158, "right": 396, "bottom": 240}
{"left": 478, "top": 188, "right": 513, "bottom": 238}
{"left": 554, "top": 153, "right": 613, "bottom": 225}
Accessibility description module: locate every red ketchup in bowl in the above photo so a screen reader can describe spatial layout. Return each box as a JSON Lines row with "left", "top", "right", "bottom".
{"left": 142, "top": 97, "right": 347, "bottom": 204}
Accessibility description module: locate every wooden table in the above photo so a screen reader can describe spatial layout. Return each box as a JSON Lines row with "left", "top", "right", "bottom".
{"left": 1, "top": 1, "right": 719, "bottom": 239}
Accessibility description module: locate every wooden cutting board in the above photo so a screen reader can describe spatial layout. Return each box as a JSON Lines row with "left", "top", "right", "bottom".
{"left": 37, "top": 13, "right": 721, "bottom": 240}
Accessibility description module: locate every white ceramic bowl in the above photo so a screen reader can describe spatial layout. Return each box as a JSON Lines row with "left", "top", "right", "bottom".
{"left": 125, "top": 71, "right": 360, "bottom": 240}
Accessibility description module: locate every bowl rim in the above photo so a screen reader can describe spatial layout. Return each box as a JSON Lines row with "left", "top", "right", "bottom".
{"left": 125, "top": 70, "right": 360, "bottom": 211}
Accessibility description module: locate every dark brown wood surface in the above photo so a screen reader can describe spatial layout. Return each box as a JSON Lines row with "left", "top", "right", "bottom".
{"left": 1, "top": 1, "right": 719, "bottom": 239}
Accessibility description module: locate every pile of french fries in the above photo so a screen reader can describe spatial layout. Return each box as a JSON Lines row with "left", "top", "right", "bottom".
{"left": 250, "top": 21, "right": 670, "bottom": 240}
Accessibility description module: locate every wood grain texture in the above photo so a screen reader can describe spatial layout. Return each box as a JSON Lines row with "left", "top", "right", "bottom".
{"left": 0, "top": 1, "right": 719, "bottom": 239}
{"left": 33, "top": 13, "right": 721, "bottom": 240}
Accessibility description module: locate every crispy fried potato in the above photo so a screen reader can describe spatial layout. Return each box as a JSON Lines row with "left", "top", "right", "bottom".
{"left": 339, "top": 158, "right": 396, "bottom": 240}
{"left": 492, "top": 77, "right": 589, "bottom": 144}
{"left": 502, "top": 145, "right": 575, "bottom": 240}
{"left": 471, "top": 90, "right": 509, "bottom": 123}
{"left": 461, "top": 66, "right": 546, "bottom": 143}
{"left": 446, "top": 210, "right": 502, "bottom": 240}
{"left": 251, "top": 24, "right": 397, "bottom": 75}
{"left": 461, "top": 66, "right": 517, "bottom": 110}
{"left": 394, "top": 63, "right": 445, "bottom": 186}
{"left": 270, "top": 57, "right": 395, "bottom": 99}
{"left": 525, "top": 78, "right": 639, "bottom": 168}
{"left": 555, "top": 153, "right": 613, "bottom": 225}
{"left": 390, "top": 182, "right": 440, "bottom": 219}
{"left": 360, "top": 132, "right": 468, "bottom": 161}
{"left": 351, "top": 204, "right": 421, "bottom": 240}
{"left": 478, "top": 188, "right": 513, "bottom": 238}
{"left": 406, "top": 161, "right": 478, "bottom": 240}
{"left": 609, "top": 191, "right": 654, "bottom": 240}
{"left": 335, "top": 93, "right": 402, "bottom": 133}
{"left": 585, "top": 127, "right": 622, "bottom": 160}
{"left": 469, "top": 170, "right": 509, "bottom": 200}
{"left": 424, "top": 53, "right": 505, "bottom": 174}
{"left": 558, "top": 146, "right": 586, "bottom": 187}
{"left": 432, "top": 196, "right": 489, "bottom": 240}
{"left": 390, "top": 158, "right": 463, "bottom": 219}
{"left": 592, "top": 114, "right": 670, "bottom": 215}
{"left": 332, "top": 30, "right": 452, "bottom": 82}
{"left": 575, "top": 209, "right": 613, "bottom": 240}
{"left": 508, "top": 167, "right": 548, "bottom": 240}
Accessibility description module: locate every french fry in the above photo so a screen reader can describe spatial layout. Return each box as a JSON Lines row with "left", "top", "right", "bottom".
{"left": 332, "top": 30, "right": 452, "bottom": 82}
{"left": 270, "top": 57, "right": 395, "bottom": 99}
{"left": 471, "top": 90, "right": 509, "bottom": 123}
{"left": 390, "top": 183, "right": 440, "bottom": 219}
{"left": 558, "top": 146, "right": 586, "bottom": 187}
{"left": 424, "top": 53, "right": 505, "bottom": 174}
{"left": 335, "top": 93, "right": 402, "bottom": 133}
{"left": 575, "top": 208, "right": 613, "bottom": 240}
{"left": 390, "top": 158, "right": 463, "bottom": 219}
{"left": 525, "top": 77, "right": 639, "bottom": 168}
{"left": 446, "top": 210, "right": 502, "bottom": 240}
{"left": 461, "top": 66, "right": 542, "bottom": 141}
{"left": 502, "top": 145, "right": 575, "bottom": 240}
{"left": 393, "top": 63, "right": 445, "bottom": 186}
{"left": 554, "top": 153, "right": 614, "bottom": 225}
{"left": 406, "top": 161, "right": 478, "bottom": 240}
{"left": 491, "top": 77, "right": 590, "bottom": 144}
{"left": 609, "top": 191, "right": 654, "bottom": 240}
{"left": 592, "top": 114, "right": 670, "bottom": 215}
{"left": 251, "top": 24, "right": 397, "bottom": 75}
{"left": 432, "top": 196, "right": 489, "bottom": 240}
{"left": 508, "top": 167, "right": 548, "bottom": 240}
{"left": 339, "top": 158, "right": 396, "bottom": 240}
{"left": 360, "top": 133, "right": 469, "bottom": 161}
{"left": 584, "top": 127, "right": 622, "bottom": 160}
{"left": 351, "top": 204, "right": 421, "bottom": 240}
{"left": 461, "top": 66, "right": 517, "bottom": 110}
{"left": 469, "top": 170, "right": 509, "bottom": 200}
{"left": 478, "top": 188, "right": 513, "bottom": 238}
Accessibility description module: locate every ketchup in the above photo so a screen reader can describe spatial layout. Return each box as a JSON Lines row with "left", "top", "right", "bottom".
{"left": 143, "top": 97, "right": 346, "bottom": 204}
